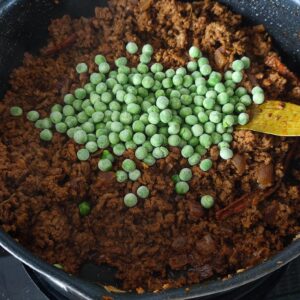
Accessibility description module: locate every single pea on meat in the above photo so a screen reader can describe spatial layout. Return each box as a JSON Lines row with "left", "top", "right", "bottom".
{"left": 27, "top": 110, "right": 40, "bottom": 122}
{"left": 78, "top": 201, "right": 91, "bottom": 216}
{"left": 10, "top": 106, "right": 23, "bottom": 117}
{"left": 76, "top": 62, "right": 88, "bottom": 74}
{"left": 124, "top": 193, "right": 138, "bottom": 207}
{"left": 137, "top": 185, "right": 150, "bottom": 199}
{"left": 200, "top": 195, "right": 214, "bottom": 209}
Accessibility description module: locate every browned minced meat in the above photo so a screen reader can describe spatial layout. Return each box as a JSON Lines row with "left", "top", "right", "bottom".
{"left": 0, "top": 0, "right": 300, "bottom": 292}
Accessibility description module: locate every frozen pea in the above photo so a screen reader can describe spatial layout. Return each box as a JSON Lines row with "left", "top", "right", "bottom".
{"left": 200, "top": 158, "right": 212, "bottom": 171}
{"left": 175, "top": 181, "right": 189, "bottom": 195}
{"left": 181, "top": 145, "right": 194, "bottom": 158}
{"left": 188, "top": 153, "right": 201, "bottom": 166}
{"left": 179, "top": 168, "right": 192, "bottom": 181}
{"left": 220, "top": 147, "right": 233, "bottom": 160}
{"left": 77, "top": 149, "right": 90, "bottom": 161}
{"left": 129, "top": 169, "right": 141, "bottom": 181}
{"left": 200, "top": 195, "right": 214, "bottom": 209}
{"left": 124, "top": 193, "right": 138, "bottom": 207}
{"left": 137, "top": 185, "right": 150, "bottom": 198}
{"left": 116, "top": 170, "right": 128, "bottom": 183}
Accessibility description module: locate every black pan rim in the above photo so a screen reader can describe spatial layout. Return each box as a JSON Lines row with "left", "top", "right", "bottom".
{"left": 1, "top": 229, "right": 300, "bottom": 299}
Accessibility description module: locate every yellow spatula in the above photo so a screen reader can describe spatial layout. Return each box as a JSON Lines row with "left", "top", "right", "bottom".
{"left": 238, "top": 100, "right": 300, "bottom": 136}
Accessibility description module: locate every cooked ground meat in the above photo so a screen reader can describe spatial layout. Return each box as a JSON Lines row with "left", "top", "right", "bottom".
{"left": 0, "top": 0, "right": 300, "bottom": 292}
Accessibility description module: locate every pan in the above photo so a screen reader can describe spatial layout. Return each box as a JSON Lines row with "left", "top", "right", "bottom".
{"left": 0, "top": 0, "right": 300, "bottom": 299}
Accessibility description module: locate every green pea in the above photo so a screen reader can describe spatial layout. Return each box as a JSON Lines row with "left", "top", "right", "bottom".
{"left": 238, "top": 112, "right": 249, "bottom": 125}
{"left": 188, "top": 153, "right": 201, "bottom": 166}
{"left": 175, "top": 181, "right": 189, "bottom": 195}
{"left": 129, "top": 169, "right": 141, "bottom": 181}
{"left": 168, "top": 134, "right": 181, "bottom": 147}
{"left": 10, "top": 106, "right": 23, "bottom": 117}
{"left": 94, "top": 54, "right": 106, "bottom": 65}
{"left": 181, "top": 145, "right": 194, "bottom": 158}
{"left": 142, "top": 44, "right": 153, "bottom": 56}
{"left": 77, "top": 148, "right": 90, "bottom": 161}
{"left": 98, "top": 158, "right": 112, "bottom": 171}
{"left": 220, "top": 147, "right": 233, "bottom": 160}
{"left": 74, "top": 130, "right": 88, "bottom": 144}
{"left": 180, "top": 127, "right": 192, "bottom": 141}
{"left": 113, "top": 143, "right": 126, "bottom": 156}
{"left": 51, "top": 104, "right": 63, "bottom": 113}
{"left": 79, "top": 201, "right": 91, "bottom": 216}
{"left": 75, "top": 88, "right": 86, "bottom": 100}
{"left": 232, "top": 71, "right": 243, "bottom": 83}
{"left": 144, "top": 124, "right": 156, "bottom": 137}
{"left": 253, "top": 93, "right": 265, "bottom": 104}
{"left": 199, "top": 133, "right": 212, "bottom": 149}
{"left": 200, "top": 158, "right": 212, "bottom": 171}
{"left": 116, "top": 170, "right": 128, "bottom": 183}
{"left": 97, "top": 135, "right": 109, "bottom": 148}
{"left": 140, "top": 153, "right": 154, "bottom": 166}
{"left": 179, "top": 168, "right": 192, "bottom": 181}
{"left": 135, "top": 146, "right": 148, "bottom": 160}
{"left": 119, "top": 129, "right": 133, "bottom": 142}
{"left": 232, "top": 59, "right": 244, "bottom": 71}
{"left": 137, "top": 185, "right": 150, "bottom": 198}
{"left": 86, "top": 141, "right": 98, "bottom": 153}
{"left": 27, "top": 110, "right": 40, "bottom": 122}
{"left": 189, "top": 46, "right": 202, "bottom": 58}
{"left": 200, "top": 64, "right": 212, "bottom": 76}
{"left": 200, "top": 195, "right": 214, "bottom": 209}
{"left": 204, "top": 122, "right": 215, "bottom": 134}
{"left": 121, "top": 159, "right": 135, "bottom": 172}
{"left": 126, "top": 42, "right": 138, "bottom": 54}
{"left": 55, "top": 122, "right": 68, "bottom": 133}
{"left": 241, "top": 56, "right": 251, "bottom": 69}
{"left": 124, "top": 193, "right": 138, "bottom": 207}
{"left": 40, "top": 129, "right": 53, "bottom": 141}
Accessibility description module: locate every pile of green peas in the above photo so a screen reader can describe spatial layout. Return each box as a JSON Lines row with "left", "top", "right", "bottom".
{"left": 10, "top": 42, "right": 265, "bottom": 210}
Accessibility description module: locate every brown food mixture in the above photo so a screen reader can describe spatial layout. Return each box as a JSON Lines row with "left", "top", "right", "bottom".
{"left": 1, "top": 0, "right": 300, "bottom": 292}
